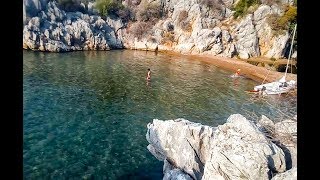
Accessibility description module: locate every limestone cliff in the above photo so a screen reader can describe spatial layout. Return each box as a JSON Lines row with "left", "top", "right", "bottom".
{"left": 23, "top": 0, "right": 296, "bottom": 59}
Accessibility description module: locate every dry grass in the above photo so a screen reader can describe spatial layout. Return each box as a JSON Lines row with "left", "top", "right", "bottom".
{"left": 129, "top": 21, "right": 152, "bottom": 40}
{"left": 161, "top": 31, "right": 175, "bottom": 45}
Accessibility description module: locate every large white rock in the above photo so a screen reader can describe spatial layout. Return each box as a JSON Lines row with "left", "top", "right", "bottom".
{"left": 193, "top": 27, "right": 222, "bottom": 53}
{"left": 202, "top": 114, "right": 286, "bottom": 180}
{"left": 222, "top": 43, "right": 236, "bottom": 58}
{"left": 175, "top": 43, "right": 195, "bottom": 54}
{"left": 234, "top": 14, "right": 260, "bottom": 58}
{"left": 147, "top": 114, "right": 289, "bottom": 180}
{"left": 274, "top": 120, "right": 297, "bottom": 168}
{"left": 257, "top": 115, "right": 275, "bottom": 132}
{"left": 23, "top": 0, "right": 48, "bottom": 23}
{"left": 275, "top": 120, "right": 297, "bottom": 136}
{"left": 265, "top": 32, "right": 289, "bottom": 58}
{"left": 257, "top": 116, "right": 297, "bottom": 169}
{"left": 254, "top": 5, "right": 272, "bottom": 22}
{"left": 163, "top": 159, "right": 194, "bottom": 180}
{"left": 23, "top": 3, "right": 123, "bottom": 52}
{"left": 210, "top": 39, "right": 223, "bottom": 55}
{"left": 271, "top": 167, "right": 297, "bottom": 180}
{"left": 252, "top": 5, "right": 290, "bottom": 58}
{"left": 163, "top": 169, "right": 193, "bottom": 180}
{"left": 146, "top": 118, "right": 216, "bottom": 180}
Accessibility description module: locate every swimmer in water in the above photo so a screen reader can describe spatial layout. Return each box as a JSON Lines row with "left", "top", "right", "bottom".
{"left": 146, "top": 68, "right": 151, "bottom": 81}
{"left": 235, "top": 69, "right": 241, "bottom": 76}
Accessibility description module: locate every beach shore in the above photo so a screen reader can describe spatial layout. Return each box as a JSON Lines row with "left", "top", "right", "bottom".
{"left": 162, "top": 51, "right": 297, "bottom": 83}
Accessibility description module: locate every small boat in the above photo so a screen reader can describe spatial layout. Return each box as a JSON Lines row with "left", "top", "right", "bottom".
{"left": 253, "top": 24, "right": 297, "bottom": 95}
{"left": 253, "top": 76, "right": 296, "bottom": 95}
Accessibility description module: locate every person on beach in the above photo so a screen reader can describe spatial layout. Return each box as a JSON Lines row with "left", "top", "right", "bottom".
{"left": 146, "top": 68, "right": 151, "bottom": 81}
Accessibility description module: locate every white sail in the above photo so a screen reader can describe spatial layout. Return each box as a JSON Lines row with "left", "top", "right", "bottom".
{"left": 278, "top": 76, "right": 286, "bottom": 83}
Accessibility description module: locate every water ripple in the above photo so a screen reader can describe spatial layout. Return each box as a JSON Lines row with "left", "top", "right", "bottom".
{"left": 23, "top": 50, "right": 296, "bottom": 179}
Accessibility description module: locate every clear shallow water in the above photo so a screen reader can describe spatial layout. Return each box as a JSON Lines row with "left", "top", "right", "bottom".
{"left": 23, "top": 50, "right": 297, "bottom": 179}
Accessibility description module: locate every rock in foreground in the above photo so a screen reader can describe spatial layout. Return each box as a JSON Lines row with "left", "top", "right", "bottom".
{"left": 146, "top": 114, "right": 297, "bottom": 180}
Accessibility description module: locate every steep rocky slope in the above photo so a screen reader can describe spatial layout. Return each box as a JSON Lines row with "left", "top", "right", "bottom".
{"left": 23, "top": 0, "right": 296, "bottom": 59}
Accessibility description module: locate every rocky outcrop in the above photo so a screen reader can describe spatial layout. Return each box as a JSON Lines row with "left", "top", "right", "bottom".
{"left": 163, "top": 159, "right": 193, "bottom": 180}
{"left": 23, "top": 0, "right": 295, "bottom": 59}
{"left": 146, "top": 118, "right": 216, "bottom": 179}
{"left": 202, "top": 114, "right": 286, "bottom": 180}
{"left": 23, "top": 1, "right": 123, "bottom": 52}
{"left": 279, "top": 0, "right": 295, "bottom": 5}
{"left": 254, "top": 5, "right": 273, "bottom": 56}
{"left": 146, "top": 114, "right": 297, "bottom": 180}
{"left": 234, "top": 14, "right": 260, "bottom": 59}
{"left": 257, "top": 116, "right": 297, "bottom": 169}
{"left": 23, "top": 0, "right": 48, "bottom": 24}
{"left": 254, "top": 3, "right": 291, "bottom": 58}
{"left": 265, "top": 32, "right": 289, "bottom": 59}
{"left": 271, "top": 167, "right": 297, "bottom": 180}
{"left": 121, "top": 1, "right": 291, "bottom": 59}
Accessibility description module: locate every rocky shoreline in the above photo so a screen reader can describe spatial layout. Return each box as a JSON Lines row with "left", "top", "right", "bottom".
{"left": 23, "top": 0, "right": 297, "bottom": 60}
{"left": 146, "top": 114, "right": 297, "bottom": 179}
{"left": 23, "top": 0, "right": 298, "bottom": 83}
{"left": 163, "top": 51, "right": 297, "bottom": 83}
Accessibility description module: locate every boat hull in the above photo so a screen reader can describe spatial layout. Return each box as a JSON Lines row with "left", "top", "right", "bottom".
{"left": 254, "top": 80, "right": 296, "bottom": 95}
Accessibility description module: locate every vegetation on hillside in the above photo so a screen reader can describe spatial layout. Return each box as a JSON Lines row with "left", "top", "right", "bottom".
{"left": 200, "top": 0, "right": 226, "bottom": 20}
{"left": 57, "top": 0, "right": 89, "bottom": 12}
{"left": 135, "top": 2, "right": 161, "bottom": 23}
{"left": 267, "top": 5, "right": 297, "bottom": 35}
{"left": 232, "top": 0, "right": 261, "bottom": 18}
{"left": 126, "top": 0, "right": 164, "bottom": 41}
{"left": 129, "top": 21, "right": 152, "bottom": 40}
{"left": 54, "top": 0, "right": 297, "bottom": 50}
{"left": 95, "top": 0, "right": 124, "bottom": 16}
{"left": 177, "top": 10, "right": 192, "bottom": 32}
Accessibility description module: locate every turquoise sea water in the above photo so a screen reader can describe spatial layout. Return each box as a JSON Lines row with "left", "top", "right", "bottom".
{"left": 23, "top": 50, "right": 297, "bottom": 179}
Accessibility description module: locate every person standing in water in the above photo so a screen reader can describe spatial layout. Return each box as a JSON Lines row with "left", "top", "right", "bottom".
{"left": 146, "top": 68, "right": 151, "bottom": 81}
{"left": 235, "top": 69, "right": 241, "bottom": 76}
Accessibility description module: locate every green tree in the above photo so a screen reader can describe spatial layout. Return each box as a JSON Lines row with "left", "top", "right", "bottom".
{"left": 95, "top": 0, "right": 124, "bottom": 17}
{"left": 267, "top": 6, "right": 297, "bottom": 34}
{"left": 233, "top": 0, "right": 260, "bottom": 18}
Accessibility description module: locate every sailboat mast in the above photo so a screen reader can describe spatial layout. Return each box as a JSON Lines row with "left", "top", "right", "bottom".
{"left": 284, "top": 24, "right": 297, "bottom": 79}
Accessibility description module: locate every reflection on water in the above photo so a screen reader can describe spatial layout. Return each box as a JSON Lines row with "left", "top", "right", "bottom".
{"left": 23, "top": 50, "right": 297, "bottom": 179}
